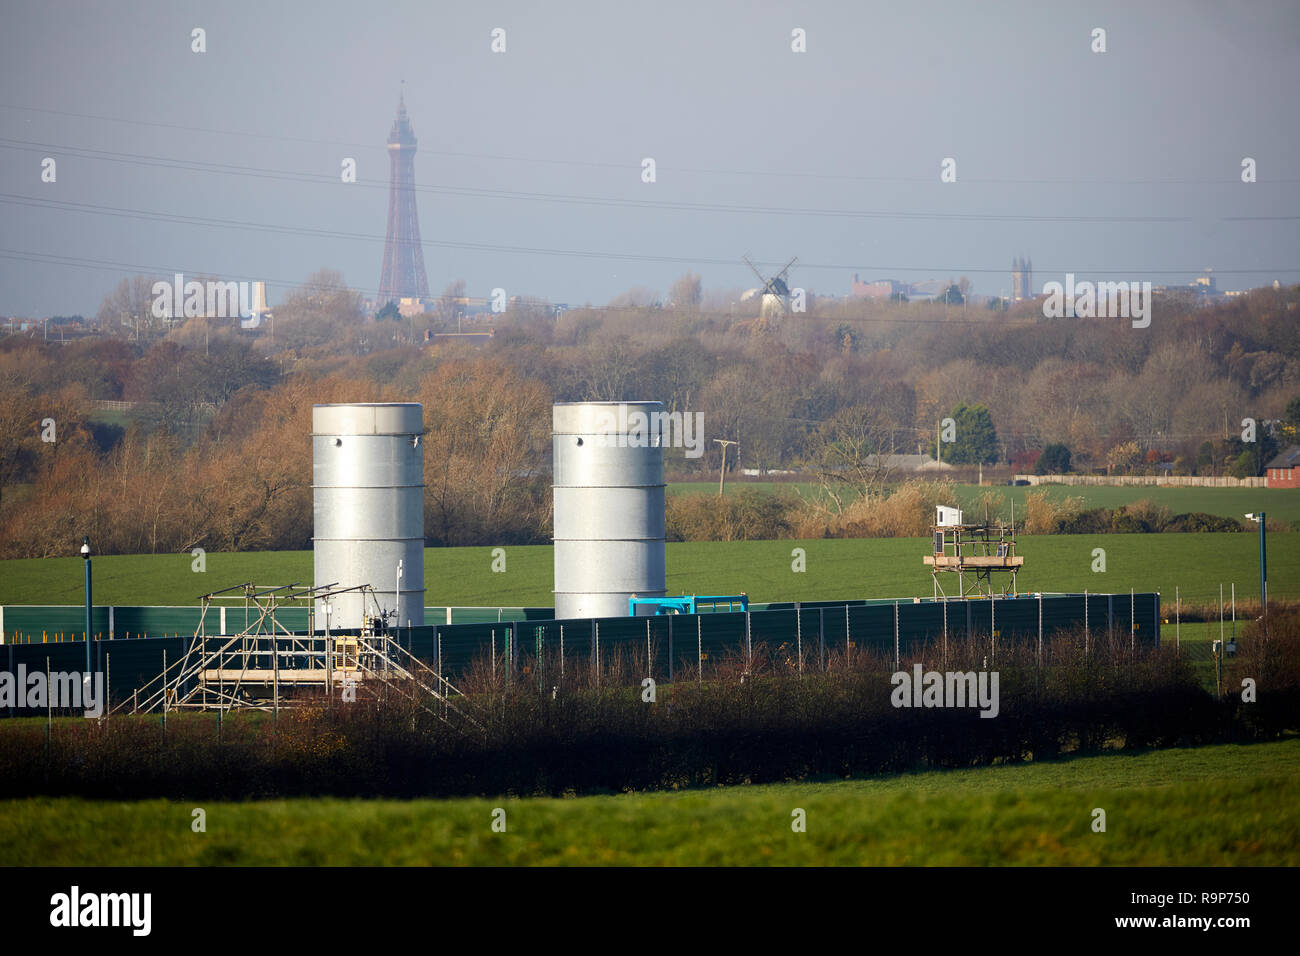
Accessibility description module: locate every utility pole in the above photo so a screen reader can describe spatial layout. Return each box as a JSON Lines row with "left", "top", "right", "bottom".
{"left": 714, "top": 439, "right": 738, "bottom": 497}
{"left": 1246, "top": 512, "right": 1268, "bottom": 636}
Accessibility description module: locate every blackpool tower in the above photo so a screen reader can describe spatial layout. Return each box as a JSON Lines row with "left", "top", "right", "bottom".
{"left": 378, "top": 93, "right": 430, "bottom": 304}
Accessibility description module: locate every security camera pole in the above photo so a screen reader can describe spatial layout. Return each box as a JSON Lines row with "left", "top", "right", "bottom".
{"left": 1245, "top": 513, "right": 1267, "bottom": 636}
{"left": 714, "top": 439, "right": 738, "bottom": 497}
{"left": 81, "top": 535, "right": 92, "bottom": 675}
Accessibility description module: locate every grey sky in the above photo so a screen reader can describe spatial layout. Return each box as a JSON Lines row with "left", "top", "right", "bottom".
{"left": 1, "top": 0, "right": 1297, "bottom": 316}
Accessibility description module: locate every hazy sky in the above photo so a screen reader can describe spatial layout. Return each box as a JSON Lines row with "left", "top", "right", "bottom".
{"left": 1, "top": 0, "right": 1297, "bottom": 316}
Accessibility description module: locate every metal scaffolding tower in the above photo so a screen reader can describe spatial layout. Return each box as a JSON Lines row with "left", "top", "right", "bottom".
{"left": 923, "top": 511, "right": 1024, "bottom": 599}
{"left": 113, "top": 582, "right": 479, "bottom": 733}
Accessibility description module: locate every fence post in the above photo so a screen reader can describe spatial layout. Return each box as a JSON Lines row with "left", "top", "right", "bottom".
{"left": 845, "top": 605, "right": 851, "bottom": 664}
{"left": 1130, "top": 588, "right": 1135, "bottom": 652}
{"left": 646, "top": 618, "right": 652, "bottom": 679}
{"left": 796, "top": 602, "right": 802, "bottom": 674}
{"left": 595, "top": 622, "right": 600, "bottom": 688}
{"left": 819, "top": 607, "right": 825, "bottom": 672}
{"left": 666, "top": 618, "right": 672, "bottom": 682}
{"left": 1175, "top": 587, "right": 1179, "bottom": 653}
{"left": 273, "top": 631, "right": 279, "bottom": 719}
{"left": 991, "top": 596, "right": 996, "bottom": 665}
{"left": 1037, "top": 593, "right": 1043, "bottom": 670}
{"left": 745, "top": 610, "right": 752, "bottom": 665}
{"left": 1154, "top": 591, "right": 1160, "bottom": 649}
{"left": 893, "top": 602, "right": 899, "bottom": 671}
{"left": 942, "top": 599, "right": 948, "bottom": 670}
{"left": 697, "top": 615, "right": 702, "bottom": 684}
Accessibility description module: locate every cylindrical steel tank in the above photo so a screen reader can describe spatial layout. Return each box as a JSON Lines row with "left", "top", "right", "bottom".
{"left": 313, "top": 403, "right": 425, "bottom": 630}
{"left": 553, "top": 401, "right": 666, "bottom": 620}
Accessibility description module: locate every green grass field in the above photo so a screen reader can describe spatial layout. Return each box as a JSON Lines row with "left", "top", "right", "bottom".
{"left": 2, "top": 737, "right": 1295, "bottom": 865}
{"left": 669, "top": 481, "right": 1300, "bottom": 525}
{"left": 1, "top": 533, "right": 1294, "bottom": 610}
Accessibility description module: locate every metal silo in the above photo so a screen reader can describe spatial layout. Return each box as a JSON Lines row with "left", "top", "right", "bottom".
{"left": 313, "top": 403, "right": 425, "bottom": 631}
{"left": 553, "top": 401, "right": 666, "bottom": 620}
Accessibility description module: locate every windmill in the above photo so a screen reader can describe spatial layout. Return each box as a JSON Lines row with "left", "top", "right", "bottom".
{"left": 743, "top": 255, "right": 798, "bottom": 328}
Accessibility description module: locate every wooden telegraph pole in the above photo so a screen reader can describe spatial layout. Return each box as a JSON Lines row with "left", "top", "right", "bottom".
{"left": 717, "top": 442, "right": 738, "bottom": 502}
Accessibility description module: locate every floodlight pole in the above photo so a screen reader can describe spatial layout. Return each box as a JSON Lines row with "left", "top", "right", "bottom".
{"left": 1257, "top": 512, "right": 1267, "bottom": 634}
{"left": 81, "top": 536, "right": 92, "bottom": 675}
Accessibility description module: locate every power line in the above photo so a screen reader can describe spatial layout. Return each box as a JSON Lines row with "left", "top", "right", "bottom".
{"left": 9, "top": 137, "right": 1296, "bottom": 224}
{"left": 4, "top": 101, "right": 1298, "bottom": 186}
{"left": 2, "top": 193, "right": 1295, "bottom": 279}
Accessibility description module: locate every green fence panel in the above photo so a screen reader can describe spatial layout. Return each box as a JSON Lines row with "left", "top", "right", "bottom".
{"left": 1, "top": 605, "right": 111, "bottom": 643}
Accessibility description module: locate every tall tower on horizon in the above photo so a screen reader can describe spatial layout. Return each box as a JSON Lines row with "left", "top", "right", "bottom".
{"left": 378, "top": 92, "right": 430, "bottom": 305}
{"left": 1011, "top": 256, "right": 1033, "bottom": 302}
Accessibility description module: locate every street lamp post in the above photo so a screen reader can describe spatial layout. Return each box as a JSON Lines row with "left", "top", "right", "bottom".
{"left": 80, "top": 536, "right": 92, "bottom": 675}
{"left": 1245, "top": 513, "right": 1267, "bottom": 636}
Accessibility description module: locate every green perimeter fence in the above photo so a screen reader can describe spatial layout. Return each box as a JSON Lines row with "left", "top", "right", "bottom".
{"left": 0, "top": 605, "right": 560, "bottom": 643}
{"left": 1, "top": 593, "right": 1159, "bottom": 716}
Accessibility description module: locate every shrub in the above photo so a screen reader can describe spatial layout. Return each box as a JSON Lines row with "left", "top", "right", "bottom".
{"left": 1023, "top": 490, "right": 1087, "bottom": 534}
{"left": 666, "top": 488, "right": 794, "bottom": 541}
{"left": 828, "top": 480, "right": 957, "bottom": 538}
{"left": 1055, "top": 507, "right": 1113, "bottom": 534}
{"left": 1111, "top": 499, "right": 1171, "bottom": 533}
{"left": 1165, "top": 512, "right": 1244, "bottom": 533}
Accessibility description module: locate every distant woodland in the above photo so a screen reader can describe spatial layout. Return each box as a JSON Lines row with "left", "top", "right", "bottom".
{"left": 2, "top": 271, "right": 1298, "bottom": 557}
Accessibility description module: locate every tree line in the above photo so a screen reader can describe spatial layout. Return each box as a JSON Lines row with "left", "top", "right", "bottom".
{"left": 1, "top": 274, "right": 1297, "bottom": 557}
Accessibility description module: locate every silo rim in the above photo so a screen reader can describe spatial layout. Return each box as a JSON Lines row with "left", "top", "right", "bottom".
{"left": 313, "top": 402, "right": 422, "bottom": 408}
{"left": 552, "top": 401, "right": 663, "bottom": 406}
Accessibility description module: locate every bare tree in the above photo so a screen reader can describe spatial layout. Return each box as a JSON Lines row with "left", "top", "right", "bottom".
{"left": 807, "top": 403, "right": 903, "bottom": 514}
{"left": 669, "top": 272, "right": 702, "bottom": 310}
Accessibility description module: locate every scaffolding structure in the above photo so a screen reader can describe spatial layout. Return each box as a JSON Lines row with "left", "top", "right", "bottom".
{"left": 112, "top": 582, "right": 479, "bottom": 733}
{"left": 924, "top": 517, "right": 1024, "bottom": 599}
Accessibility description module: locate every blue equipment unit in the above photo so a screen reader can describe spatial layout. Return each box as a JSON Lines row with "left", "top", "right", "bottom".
{"left": 628, "top": 594, "right": 749, "bottom": 616}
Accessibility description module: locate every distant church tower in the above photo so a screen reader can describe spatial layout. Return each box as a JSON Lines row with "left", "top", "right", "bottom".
{"left": 378, "top": 92, "right": 430, "bottom": 305}
{"left": 1011, "top": 256, "right": 1033, "bottom": 302}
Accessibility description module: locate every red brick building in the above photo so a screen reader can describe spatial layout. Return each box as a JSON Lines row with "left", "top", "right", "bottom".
{"left": 851, "top": 275, "right": 906, "bottom": 299}
{"left": 1265, "top": 445, "right": 1300, "bottom": 488}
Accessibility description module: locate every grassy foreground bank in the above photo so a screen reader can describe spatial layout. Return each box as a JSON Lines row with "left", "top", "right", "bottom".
{"left": 2, "top": 737, "right": 1296, "bottom": 865}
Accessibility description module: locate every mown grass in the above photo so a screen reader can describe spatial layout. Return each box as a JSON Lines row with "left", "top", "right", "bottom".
{"left": 1, "top": 533, "right": 1294, "bottom": 610}
{"left": 2, "top": 737, "right": 1295, "bottom": 865}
